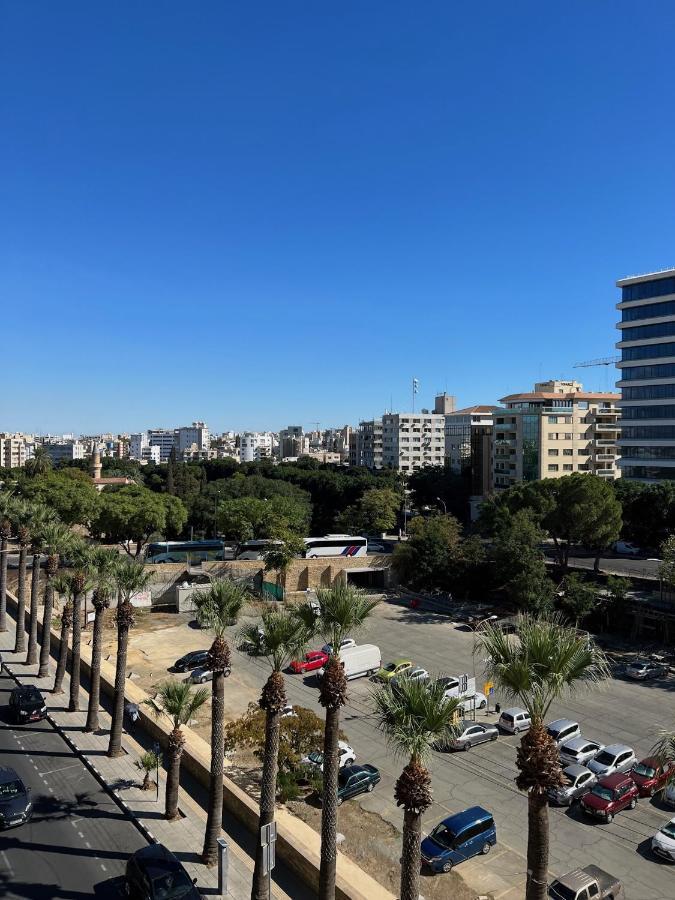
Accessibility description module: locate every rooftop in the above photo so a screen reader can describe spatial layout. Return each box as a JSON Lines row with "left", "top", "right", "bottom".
{"left": 499, "top": 391, "right": 620, "bottom": 403}
{"left": 617, "top": 267, "right": 675, "bottom": 287}
{"left": 447, "top": 405, "right": 500, "bottom": 415}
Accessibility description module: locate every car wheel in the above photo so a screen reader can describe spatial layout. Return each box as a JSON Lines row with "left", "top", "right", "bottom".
{"left": 367, "top": 783, "right": 374, "bottom": 792}
{"left": 200, "top": 676, "right": 207, "bottom": 684}
{"left": 463, "top": 742, "right": 472, "bottom": 751}
{"left": 605, "top": 813, "right": 613, "bottom": 823}
{"left": 481, "top": 841, "right": 491, "bottom": 855}
{"left": 649, "top": 786, "right": 656, "bottom": 797}
{"left": 490, "top": 732, "right": 498, "bottom": 741}
{"left": 629, "top": 797, "right": 637, "bottom": 809}
{"left": 442, "top": 861, "right": 453, "bottom": 873}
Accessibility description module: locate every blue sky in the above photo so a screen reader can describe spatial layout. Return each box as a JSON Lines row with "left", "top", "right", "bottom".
{"left": 2, "top": 2, "right": 675, "bottom": 435}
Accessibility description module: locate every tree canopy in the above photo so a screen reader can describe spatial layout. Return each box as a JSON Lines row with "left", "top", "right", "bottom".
{"left": 21, "top": 470, "right": 101, "bottom": 527}
{"left": 92, "top": 484, "right": 187, "bottom": 555}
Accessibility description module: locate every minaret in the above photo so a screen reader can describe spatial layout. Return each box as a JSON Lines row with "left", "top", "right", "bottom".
{"left": 91, "top": 445, "right": 102, "bottom": 483}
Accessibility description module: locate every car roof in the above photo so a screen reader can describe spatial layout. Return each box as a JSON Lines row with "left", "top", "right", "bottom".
{"left": 461, "top": 719, "right": 488, "bottom": 730}
{"left": 0, "top": 767, "right": 20, "bottom": 784}
{"left": 501, "top": 707, "right": 527, "bottom": 716}
{"left": 637, "top": 756, "right": 660, "bottom": 767}
{"left": 563, "top": 764, "right": 592, "bottom": 777}
{"left": 342, "top": 765, "right": 366, "bottom": 776}
{"left": 548, "top": 718, "right": 577, "bottom": 730}
{"left": 603, "top": 743, "right": 632, "bottom": 755}
{"left": 599, "top": 772, "right": 633, "bottom": 788}
{"left": 12, "top": 684, "right": 41, "bottom": 696}
{"left": 562, "top": 735, "right": 598, "bottom": 750}
{"left": 132, "top": 842, "right": 182, "bottom": 876}
{"left": 439, "top": 806, "right": 493, "bottom": 832}
{"left": 337, "top": 740, "right": 352, "bottom": 750}
{"left": 391, "top": 658, "right": 412, "bottom": 665}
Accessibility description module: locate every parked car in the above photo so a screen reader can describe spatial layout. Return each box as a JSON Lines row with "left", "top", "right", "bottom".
{"left": 125, "top": 843, "right": 201, "bottom": 899}
{"left": 392, "top": 666, "right": 429, "bottom": 688}
{"left": 434, "top": 674, "right": 476, "bottom": 700}
{"left": 302, "top": 740, "right": 355, "bottom": 772}
{"left": 548, "top": 865, "right": 625, "bottom": 900}
{"left": 547, "top": 765, "right": 596, "bottom": 806}
{"left": 172, "top": 650, "right": 208, "bottom": 673}
{"left": 458, "top": 692, "right": 488, "bottom": 713}
{"left": 289, "top": 650, "right": 328, "bottom": 674}
{"left": 559, "top": 736, "right": 605, "bottom": 768}
{"left": 322, "top": 638, "right": 356, "bottom": 655}
{"left": 580, "top": 773, "right": 639, "bottom": 823}
{"left": 188, "top": 663, "right": 231, "bottom": 684}
{"left": 0, "top": 767, "right": 33, "bottom": 829}
{"left": 420, "top": 806, "right": 496, "bottom": 873}
{"left": 625, "top": 658, "right": 667, "bottom": 680}
{"left": 587, "top": 744, "right": 637, "bottom": 778}
{"left": 630, "top": 757, "right": 674, "bottom": 797}
{"left": 546, "top": 719, "right": 580, "bottom": 747}
{"left": 280, "top": 705, "right": 296, "bottom": 718}
{"left": 239, "top": 627, "right": 266, "bottom": 654}
{"left": 665, "top": 783, "right": 675, "bottom": 808}
{"left": 651, "top": 817, "right": 675, "bottom": 862}
{"left": 443, "top": 721, "right": 499, "bottom": 752}
{"left": 328, "top": 764, "right": 380, "bottom": 805}
{"left": 498, "top": 707, "right": 531, "bottom": 734}
{"left": 375, "top": 659, "right": 414, "bottom": 682}
{"left": 612, "top": 541, "right": 641, "bottom": 556}
{"left": 9, "top": 685, "right": 47, "bottom": 724}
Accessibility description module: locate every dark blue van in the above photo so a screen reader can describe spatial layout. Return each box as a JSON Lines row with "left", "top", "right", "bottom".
{"left": 420, "top": 806, "right": 496, "bottom": 873}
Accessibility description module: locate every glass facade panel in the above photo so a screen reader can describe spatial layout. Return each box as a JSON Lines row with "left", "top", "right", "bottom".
{"left": 621, "top": 321, "right": 675, "bottom": 342}
{"left": 620, "top": 362, "right": 675, "bottom": 380}
{"left": 621, "top": 446, "right": 675, "bottom": 460}
{"left": 622, "top": 425, "right": 675, "bottom": 439}
{"left": 622, "top": 465, "right": 675, "bottom": 480}
{"left": 621, "top": 405, "right": 675, "bottom": 419}
{"left": 522, "top": 415, "right": 540, "bottom": 481}
{"left": 622, "top": 342, "right": 675, "bottom": 361}
{"left": 622, "top": 277, "right": 675, "bottom": 302}
{"left": 624, "top": 384, "right": 675, "bottom": 400}
{"left": 622, "top": 298, "right": 675, "bottom": 321}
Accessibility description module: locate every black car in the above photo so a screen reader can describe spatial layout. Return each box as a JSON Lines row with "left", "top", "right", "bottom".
{"left": 333, "top": 765, "right": 381, "bottom": 805}
{"left": 0, "top": 767, "right": 32, "bottom": 829}
{"left": 9, "top": 685, "right": 47, "bottom": 724}
{"left": 172, "top": 650, "right": 209, "bottom": 673}
{"left": 125, "top": 844, "right": 201, "bottom": 899}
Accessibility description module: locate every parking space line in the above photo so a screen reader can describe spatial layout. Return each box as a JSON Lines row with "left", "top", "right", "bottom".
{"left": 38, "top": 763, "right": 80, "bottom": 777}
{"left": 0, "top": 850, "right": 13, "bottom": 877}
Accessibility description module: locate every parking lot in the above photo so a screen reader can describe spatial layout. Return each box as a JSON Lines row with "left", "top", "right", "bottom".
{"left": 222, "top": 597, "right": 675, "bottom": 900}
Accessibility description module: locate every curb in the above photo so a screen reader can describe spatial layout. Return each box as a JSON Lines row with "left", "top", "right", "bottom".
{"left": 3, "top": 661, "right": 157, "bottom": 848}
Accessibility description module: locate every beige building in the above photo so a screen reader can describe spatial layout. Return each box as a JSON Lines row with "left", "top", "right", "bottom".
{"left": 493, "top": 380, "right": 621, "bottom": 490}
{"left": 0, "top": 433, "right": 33, "bottom": 469}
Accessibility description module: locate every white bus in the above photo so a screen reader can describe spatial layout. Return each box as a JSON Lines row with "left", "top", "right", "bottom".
{"left": 303, "top": 534, "right": 367, "bottom": 558}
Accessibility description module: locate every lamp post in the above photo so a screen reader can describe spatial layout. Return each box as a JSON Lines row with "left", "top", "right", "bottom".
{"left": 467, "top": 615, "right": 498, "bottom": 720}
{"left": 153, "top": 741, "right": 161, "bottom": 802}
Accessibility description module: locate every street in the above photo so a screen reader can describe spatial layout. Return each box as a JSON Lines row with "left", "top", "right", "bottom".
{"left": 0, "top": 669, "right": 146, "bottom": 899}
{"left": 226, "top": 599, "right": 675, "bottom": 899}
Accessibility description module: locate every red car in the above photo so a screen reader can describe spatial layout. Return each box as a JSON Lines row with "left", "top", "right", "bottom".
{"left": 290, "top": 650, "right": 329, "bottom": 674}
{"left": 630, "top": 757, "right": 674, "bottom": 797}
{"left": 581, "top": 773, "right": 639, "bottom": 823}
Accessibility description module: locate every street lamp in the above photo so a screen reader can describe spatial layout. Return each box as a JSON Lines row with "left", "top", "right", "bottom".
{"left": 466, "top": 615, "right": 498, "bottom": 720}
{"left": 436, "top": 497, "right": 447, "bottom": 515}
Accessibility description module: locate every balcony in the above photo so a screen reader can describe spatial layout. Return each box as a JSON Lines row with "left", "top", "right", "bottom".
{"left": 595, "top": 453, "right": 616, "bottom": 461}
{"left": 495, "top": 438, "right": 516, "bottom": 447}
{"left": 595, "top": 423, "right": 621, "bottom": 432}
{"left": 595, "top": 439, "right": 617, "bottom": 447}
{"left": 596, "top": 469, "right": 616, "bottom": 477}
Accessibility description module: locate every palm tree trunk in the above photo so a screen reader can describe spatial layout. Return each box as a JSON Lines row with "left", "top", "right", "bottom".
{"left": 202, "top": 668, "right": 225, "bottom": 865}
{"left": 26, "top": 555, "right": 40, "bottom": 664}
{"left": 0, "top": 536, "right": 8, "bottom": 632}
{"left": 166, "top": 728, "right": 184, "bottom": 821}
{"left": 526, "top": 790, "right": 550, "bottom": 900}
{"left": 85, "top": 608, "right": 104, "bottom": 732}
{"left": 319, "top": 704, "right": 342, "bottom": 900}
{"left": 108, "top": 622, "right": 129, "bottom": 757}
{"left": 37, "top": 579, "right": 55, "bottom": 678}
{"left": 400, "top": 808, "right": 423, "bottom": 900}
{"left": 252, "top": 705, "right": 281, "bottom": 900}
{"left": 53, "top": 619, "right": 71, "bottom": 694}
{"left": 14, "top": 546, "right": 28, "bottom": 653}
{"left": 68, "top": 592, "right": 82, "bottom": 711}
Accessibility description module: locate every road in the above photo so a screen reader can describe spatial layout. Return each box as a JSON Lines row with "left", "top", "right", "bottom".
{"left": 225, "top": 599, "right": 675, "bottom": 900}
{"left": 545, "top": 550, "right": 661, "bottom": 580}
{"left": 0, "top": 669, "right": 146, "bottom": 899}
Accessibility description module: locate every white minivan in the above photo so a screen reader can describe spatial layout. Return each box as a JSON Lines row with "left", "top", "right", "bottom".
{"left": 498, "top": 707, "right": 531, "bottom": 734}
{"left": 319, "top": 644, "right": 381, "bottom": 681}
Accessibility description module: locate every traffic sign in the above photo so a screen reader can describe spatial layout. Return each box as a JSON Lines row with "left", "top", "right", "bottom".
{"left": 483, "top": 681, "right": 493, "bottom": 696}
{"left": 261, "top": 821, "right": 277, "bottom": 876}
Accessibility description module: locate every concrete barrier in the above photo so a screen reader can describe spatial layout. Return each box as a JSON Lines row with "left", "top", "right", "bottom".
{"left": 6, "top": 589, "right": 394, "bottom": 900}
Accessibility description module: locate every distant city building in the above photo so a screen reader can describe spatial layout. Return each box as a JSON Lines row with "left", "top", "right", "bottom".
{"left": 176, "top": 422, "right": 210, "bottom": 454}
{"left": 43, "top": 441, "right": 86, "bottom": 465}
{"left": 444, "top": 405, "right": 498, "bottom": 500}
{"left": 493, "top": 380, "right": 621, "bottom": 490}
{"left": 434, "top": 392, "right": 457, "bottom": 415}
{"left": 350, "top": 419, "right": 383, "bottom": 469}
{"left": 616, "top": 267, "right": 675, "bottom": 481}
{"left": 240, "top": 432, "right": 275, "bottom": 463}
{"left": 279, "top": 425, "right": 305, "bottom": 460}
{"left": 382, "top": 412, "right": 446, "bottom": 472}
{"left": 0, "top": 433, "right": 33, "bottom": 469}
{"left": 148, "top": 429, "right": 177, "bottom": 463}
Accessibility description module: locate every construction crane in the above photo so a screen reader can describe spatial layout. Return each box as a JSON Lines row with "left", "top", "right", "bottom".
{"left": 573, "top": 356, "right": 621, "bottom": 392}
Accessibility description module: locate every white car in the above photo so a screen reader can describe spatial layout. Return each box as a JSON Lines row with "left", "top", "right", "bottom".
{"left": 188, "top": 664, "right": 231, "bottom": 684}
{"left": 280, "top": 705, "right": 297, "bottom": 718}
{"left": 587, "top": 744, "right": 637, "bottom": 778}
{"left": 322, "top": 638, "right": 356, "bottom": 655}
{"left": 559, "top": 736, "right": 605, "bottom": 768}
{"left": 400, "top": 667, "right": 430, "bottom": 684}
{"left": 302, "top": 740, "right": 355, "bottom": 772}
{"left": 651, "top": 817, "right": 675, "bottom": 862}
{"left": 625, "top": 658, "right": 667, "bottom": 680}
{"left": 546, "top": 719, "right": 580, "bottom": 747}
{"left": 458, "top": 692, "right": 488, "bottom": 713}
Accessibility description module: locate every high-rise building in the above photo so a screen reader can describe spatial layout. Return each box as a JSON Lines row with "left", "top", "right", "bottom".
{"left": 240, "top": 432, "right": 275, "bottom": 463}
{"left": 148, "top": 429, "right": 177, "bottom": 463}
{"left": 493, "top": 380, "right": 621, "bottom": 490}
{"left": 0, "top": 433, "right": 32, "bottom": 469}
{"left": 351, "top": 420, "right": 383, "bottom": 469}
{"left": 382, "top": 412, "right": 446, "bottom": 472}
{"left": 43, "top": 441, "right": 86, "bottom": 465}
{"left": 616, "top": 268, "right": 675, "bottom": 481}
{"left": 279, "top": 426, "right": 304, "bottom": 459}
{"left": 434, "top": 392, "right": 457, "bottom": 415}
{"left": 176, "top": 422, "right": 210, "bottom": 454}
{"left": 444, "top": 406, "right": 498, "bottom": 495}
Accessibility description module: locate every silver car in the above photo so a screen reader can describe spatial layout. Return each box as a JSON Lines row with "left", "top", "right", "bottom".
{"left": 189, "top": 664, "right": 231, "bottom": 684}
{"left": 559, "top": 736, "right": 605, "bottom": 768}
{"left": 625, "top": 658, "right": 667, "bottom": 680}
{"left": 445, "top": 720, "right": 499, "bottom": 752}
{"left": 548, "top": 764, "right": 596, "bottom": 806}
{"left": 587, "top": 743, "right": 637, "bottom": 778}
{"left": 546, "top": 718, "right": 580, "bottom": 747}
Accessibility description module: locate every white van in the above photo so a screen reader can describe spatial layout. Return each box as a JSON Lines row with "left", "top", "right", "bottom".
{"left": 319, "top": 644, "right": 381, "bottom": 681}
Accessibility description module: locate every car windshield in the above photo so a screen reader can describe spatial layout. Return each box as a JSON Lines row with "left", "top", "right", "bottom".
{"left": 0, "top": 780, "right": 22, "bottom": 798}
{"left": 594, "top": 751, "right": 615, "bottom": 766}
{"left": 591, "top": 785, "right": 614, "bottom": 801}
{"left": 631, "top": 660, "right": 647, "bottom": 669}
{"left": 633, "top": 763, "right": 656, "bottom": 778}
{"left": 660, "top": 822, "right": 675, "bottom": 839}
{"left": 151, "top": 870, "right": 193, "bottom": 899}
{"left": 561, "top": 774, "right": 575, "bottom": 787}
{"left": 338, "top": 771, "right": 351, "bottom": 786}
{"left": 549, "top": 883, "right": 576, "bottom": 900}
{"left": 429, "top": 824, "right": 455, "bottom": 849}
{"left": 383, "top": 662, "right": 398, "bottom": 672}
{"left": 308, "top": 751, "right": 323, "bottom": 765}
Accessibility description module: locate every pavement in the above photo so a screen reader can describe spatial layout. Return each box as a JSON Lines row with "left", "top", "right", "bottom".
{"left": 0, "top": 618, "right": 305, "bottom": 900}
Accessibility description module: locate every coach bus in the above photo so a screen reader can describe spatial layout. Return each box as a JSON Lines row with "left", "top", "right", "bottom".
{"left": 145, "top": 540, "right": 226, "bottom": 564}
{"left": 303, "top": 534, "right": 368, "bottom": 558}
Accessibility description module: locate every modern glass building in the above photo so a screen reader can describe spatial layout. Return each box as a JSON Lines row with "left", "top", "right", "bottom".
{"left": 617, "top": 268, "right": 675, "bottom": 480}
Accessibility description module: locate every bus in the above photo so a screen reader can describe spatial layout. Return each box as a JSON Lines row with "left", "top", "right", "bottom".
{"left": 303, "top": 535, "right": 367, "bottom": 558}
{"left": 235, "top": 540, "right": 282, "bottom": 560}
{"left": 145, "top": 540, "right": 226, "bottom": 564}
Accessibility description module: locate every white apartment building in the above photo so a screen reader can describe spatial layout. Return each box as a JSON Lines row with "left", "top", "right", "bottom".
{"left": 148, "top": 429, "right": 177, "bottom": 463}
{"left": 381, "top": 412, "right": 446, "bottom": 472}
{"left": 239, "top": 432, "right": 275, "bottom": 463}
{"left": 129, "top": 433, "right": 149, "bottom": 460}
{"left": 0, "top": 433, "right": 33, "bottom": 469}
{"left": 176, "top": 422, "right": 210, "bottom": 454}
{"left": 43, "top": 441, "right": 86, "bottom": 464}
{"left": 279, "top": 426, "right": 305, "bottom": 460}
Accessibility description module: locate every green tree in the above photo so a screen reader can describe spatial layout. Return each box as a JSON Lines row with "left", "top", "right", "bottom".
{"left": 391, "top": 514, "right": 463, "bottom": 590}
{"left": 218, "top": 495, "right": 310, "bottom": 542}
{"left": 0, "top": 493, "right": 15, "bottom": 633}
{"left": 25, "top": 505, "right": 58, "bottom": 665}
{"left": 136, "top": 749, "right": 162, "bottom": 791}
{"left": 407, "top": 465, "right": 470, "bottom": 522}
{"left": 337, "top": 487, "right": 400, "bottom": 535}
{"left": 373, "top": 679, "right": 461, "bottom": 900}
{"left": 21, "top": 470, "right": 101, "bottom": 527}
{"left": 24, "top": 447, "right": 52, "bottom": 478}
{"left": 37, "top": 523, "right": 74, "bottom": 679}
{"left": 559, "top": 573, "right": 599, "bottom": 626}
{"left": 67, "top": 541, "right": 94, "bottom": 713}
{"left": 191, "top": 579, "right": 247, "bottom": 865}
{"left": 144, "top": 680, "right": 209, "bottom": 820}
{"left": 94, "top": 485, "right": 187, "bottom": 556}
{"left": 603, "top": 575, "right": 632, "bottom": 629}
{"left": 85, "top": 547, "right": 119, "bottom": 733}
{"left": 108, "top": 559, "right": 152, "bottom": 757}
{"left": 477, "top": 615, "right": 609, "bottom": 900}
{"left": 615, "top": 480, "right": 675, "bottom": 551}
{"left": 492, "top": 509, "right": 554, "bottom": 613}
{"left": 659, "top": 535, "right": 675, "bottom": 594}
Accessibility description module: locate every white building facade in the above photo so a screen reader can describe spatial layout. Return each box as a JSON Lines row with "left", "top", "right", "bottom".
{"left": 381, "top": 412, "right": 446, "bottom": 472}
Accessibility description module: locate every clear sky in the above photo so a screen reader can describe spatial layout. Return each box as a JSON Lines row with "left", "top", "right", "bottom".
{"left": 2, "top": 2, "right": 675, "bottom": 435}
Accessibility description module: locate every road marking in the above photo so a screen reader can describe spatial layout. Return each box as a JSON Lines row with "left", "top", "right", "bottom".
{"left": 100, "top": 863, "right": 107, "bottom": 872}
{"left": 0, "top": 850, "right": 13, "bottom": 877}
{"left": 32, "top": 763, "right": 38, "bottom": 770}
{"left": 77, "top": 831, "right": 84, "bottom": 839}
{"left": 47, "top": 786, "right": 53, "bottom": 793}
{"left": 38, "top": 763, "right": 80, "bottom": 777}
{"left": 85, "top": 841, "right": 91, "bottom": 849}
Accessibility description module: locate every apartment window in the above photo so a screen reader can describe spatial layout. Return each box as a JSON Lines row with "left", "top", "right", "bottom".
{"left": 563, "top": 416, "right": 573, "bottom": 424}
{"left": 548, "top": 433, "right": 559, "bottom": 440}
{"left": 621, "top": 321, "right": 675, "bottom": 342}
{"left": 563, "top": 464, "right": 573, "bottom": 471}
{"left": 548, "top": 464, "right": 559, "bottom": 472}
{"left": 622, "top": 276, "right": 675, "bottom": 301}
{"left": 564, "top": 433, "right": 573, "bottom": 440}
{"left": 624, "top": 384, "right": 675, "bottom": 401}
{"left": 563, "top": 448, "right": 573, "bottom": 456}
{"left": 577, "top": 448, "right": 588, "bottom": 455}
{"left": 621, "top": 298, "right": 675, "bottom": 321}
{"left": 548, "top": 449, "right": 559, "bottom": 456}
{"left": 548, "top": 417, "right": 558, "bottom": 424}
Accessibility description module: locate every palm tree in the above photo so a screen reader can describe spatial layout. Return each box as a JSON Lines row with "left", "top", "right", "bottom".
{"left": 191, "top": 579, "right": 247, "bottom": 866}
{"left": 24, "top": 447, "right": 52, "bottom": 478}
{"left": 52, "top": 575, "right": 74, "bottom": 695}
{"left": 10, "top": 499, "right": 34, "bottom": 653}
{"left": 108, "top": 558, "right": 152, "bottom": 757}
{"left": 67, "top": 541, "right": 93, "bottom": 713}
{"left": 37, "top": 523, "right": 73, "bottom": 678}
{"left": 144, "top": 680, "right": 209, "bottom": 820}
{"left": 25, "top": 505, "right": 57, "bottom": 665}
{"left": 85, "top": 547, "right": 118, "bottom": 733}
{"left": 477, "top": 614, "right": 609, "bottom": 900}
{"left": 239, "top": 609, "right": 308, "bottom": 900}
{"left": 0, "top": 492, "right": 15, "bottom": 633}
{"left": 373, "top": 678, "right": 461, "bottom": 900}
{"left": 298, "top": 583, "right": 379, "bottom": 900}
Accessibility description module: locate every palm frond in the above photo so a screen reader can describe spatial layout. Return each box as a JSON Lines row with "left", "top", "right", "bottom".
{"left": 314, "top": 583, "right": 379, "bottom": 651}
{"left": 191, "top": 579, "right": 248, "bottom": 637}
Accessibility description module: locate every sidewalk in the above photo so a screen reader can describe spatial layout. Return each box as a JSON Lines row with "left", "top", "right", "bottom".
{"left": 0, "top": 616, "right": 294, "bottom": 900}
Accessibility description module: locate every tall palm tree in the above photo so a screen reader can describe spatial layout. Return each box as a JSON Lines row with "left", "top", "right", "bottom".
{"left": 25, "top": 505, "right": 57, "bottom": 665}
{"left": 298, "top": 583, "right": 379, "bottom": 900}
{"left": 144, "top": 680, "right": 209, "bottom": 820}
{"left": 67, "top": 541, "right": 93, "bottom": 713}
{"left": 477, "top": 614, "right": 609, "bottom": 900}
{"left": 239, "top": 609, "right": 308, "bottom": 900}
{"left": 0, "top": 492, "right": 15, "bottom": 633}
{"left": 191, "top": 579, "right": 247, "bottom": 866}
{"left": 10, "top": 499, "right": 34, "bottom": 653}
{"left": 37, "top": 523, "right": 73, "bottom": 678}
{"left": 373, "top": 678, "right": 461, "bottom": 900}
{"left": 24, "top": 447, "right": 52, "bottom": 478}
{"left": 85, "top": 547, "right": 118, "bottom": 733}
{"left": 52, "top": 575, "right": 74, "bottom": 695}
{"left": 108, "top": 558, "right": 152, "bottom": 757}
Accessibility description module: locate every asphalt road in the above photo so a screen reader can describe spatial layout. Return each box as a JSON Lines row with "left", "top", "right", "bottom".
{"left": 545, "top": 551, "right": 661, "bottom": 580}
{"left": 0, "top": 670, "right": 146, "bottom": 899}
{"left": 224, "top": 599, "right": 675, "bottom": 900}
